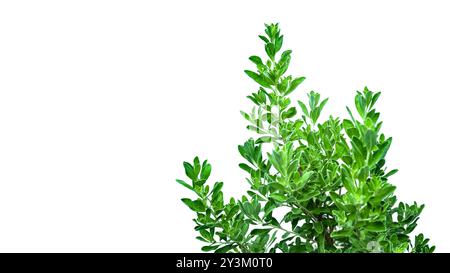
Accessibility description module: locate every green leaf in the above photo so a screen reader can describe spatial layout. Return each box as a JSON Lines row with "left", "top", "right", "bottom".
{"left": 278, "top": 50, "right": 292, "bottom": 76}
{"left": 308, "top": 91, "right": 319, "bottom": 109}
{"left": 297, "top": 100, "right": 309, "bottom": 117}
{"left": 212, "top": 182, "right": 224, "bottom": 196}
{"left": 201, "top": 245, "right": 219, "bottom": 252}
{"left": 371, "top": 184, "right": 396, "bottom": 204}
{"left": 227, "top": 205, "right": 240, "bottom": 220}
{"left": 342, "top": 177, "right": 356, "bottom": 193}
{"left": 286, "top": 77, "right": 305, "bottom": 95}
{"left": 365, "top": 222, "right": 385, "bottom": 232}
{"left": 265, "top": 43, "right": 276, "bottom": 59}
{"left": 200, "top": 162, "right": 212, "bottom": 180}
{"left": 268, "top": 151, "right": 284, "bottom": 175}
{"left": 342, "top": 156, "right": 353, "bottom": 166}
{"left": 346, "top": 106, "right": 357, "bottom": 123}
{"left": 240, "top": 110, "right": 251, "bottom": 121}
{"left": 342, "top": 119, "right": 354, "bottom": 130}
{"left": 183, "top": 162, "right": 195, "bottom": 180}
{"left": 256, "top": 136, "right": 273, "bottom": 144}
{"left": 281, "top": 107, "right": 297, "bottom": 119}
{"left": 331, "top": 229, "right": 353, "bottom": 238}
{"left": 311, "top": 108, "right": 320, "bottom": 124}
{"left": 212, "top": 191, "right": 224, "bottom": 210}
{"left": 175, "top": 179, "right": 193, "bottom": 191}
{"left": 314, "top": 222, "right": 324, "bottom": 233}
{"left": 196, "top": 236, "right": 209, "bottom": 243}
{"left": 297, "top": 190, "right": 320, "bottom": 202}
{"left": 251, "top": 228, "right": 271, "bottom": 236}
{"left": 193, "top": 157, "right": 201, "bottom": 177}
{"left": 215, "top": 244, "right": 235, "bottom": 253}
{"left": 355, "top": 94, "right": 365, "bottom": 118}
{"left": 274, "top": 35, "right": 283, "bottom": 52}
{"left": 280, "top": 50, "right": 292, "bottom": 60}
{"left": 249, "top": 55, "right": 264, "bottom": 66}
{"left": 259, "top": 35, "right": 269, "bottom": 43}
{"left": 239, "top": 163, "right": 254, "bottom": 174}
{"left": 318, "top": 98, "right": 329, "bottom": 113}
{"left": 269, "top": 182, "right": 285, "bottom": 192}
{"left": 332, "top": 210, "right": 347, "bottom": 224}
{"left": 358, "top": 166, "right": 369, "bottom": 182}
{"left": 369, "top": 137, "right": 392, "bottom": 167}
{"left": 240, "top": 201, "right": 258, "bottom": 220}
{"left": 384, "top": 169, "right": 398, "bottom": 178}
{"left": 244, "top": 70, "right": 272, "bottom": 88}
{"left": 270, "top": 193, "right": 287, "bottom": 202}
{"left": 330, "top": 193, "right": 346, "bottom": 211}
{"left": 296, "top": 171, "right": 313, "bottom": 189}
{"left": 181, "top": 198, "right": 206, "bottom": 212}
{"left": 370, "top": 92, "right": 381, "bottom": 109}
{"left": 364, "top": 129, "right": 377, "bottom": 151}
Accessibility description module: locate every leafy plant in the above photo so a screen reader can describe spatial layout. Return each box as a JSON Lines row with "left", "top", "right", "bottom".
{"left": 176, "top": 23, "right": 434, "bottom": 253}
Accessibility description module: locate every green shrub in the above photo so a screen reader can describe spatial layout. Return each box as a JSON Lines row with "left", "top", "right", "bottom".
{"left": 176, "top": 23, "right": 434, "bottom": 253}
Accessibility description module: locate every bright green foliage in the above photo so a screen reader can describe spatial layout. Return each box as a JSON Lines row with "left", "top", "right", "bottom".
{"left": 176, "top": 23, "right": 434, "bottom": 253}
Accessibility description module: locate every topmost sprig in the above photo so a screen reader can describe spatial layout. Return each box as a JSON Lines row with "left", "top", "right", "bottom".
{"left": 244, "top": 23, "right": 305, "bottom": 98}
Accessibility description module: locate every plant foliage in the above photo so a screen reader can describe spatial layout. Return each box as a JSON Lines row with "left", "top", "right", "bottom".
{"left": 176, "top": 23, "right": 434, "bottom": 253}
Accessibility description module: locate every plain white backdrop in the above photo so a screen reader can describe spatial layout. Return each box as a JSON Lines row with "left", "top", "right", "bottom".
{"left": 0, "top": 0, "right": 449, "bottom": 252}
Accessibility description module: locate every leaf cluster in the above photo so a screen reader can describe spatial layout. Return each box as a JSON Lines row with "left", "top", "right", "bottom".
{"left": 176, "top": 23, "right": 434, "bottom": 253}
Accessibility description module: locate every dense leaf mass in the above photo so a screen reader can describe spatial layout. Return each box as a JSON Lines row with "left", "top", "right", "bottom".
{"left": 176, "top": 23, "right": 434, "bottom": 253}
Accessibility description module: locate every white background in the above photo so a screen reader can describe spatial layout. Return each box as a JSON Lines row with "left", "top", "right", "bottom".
{"left": 0, "top": 0, "right": 449, "bottom": 252}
